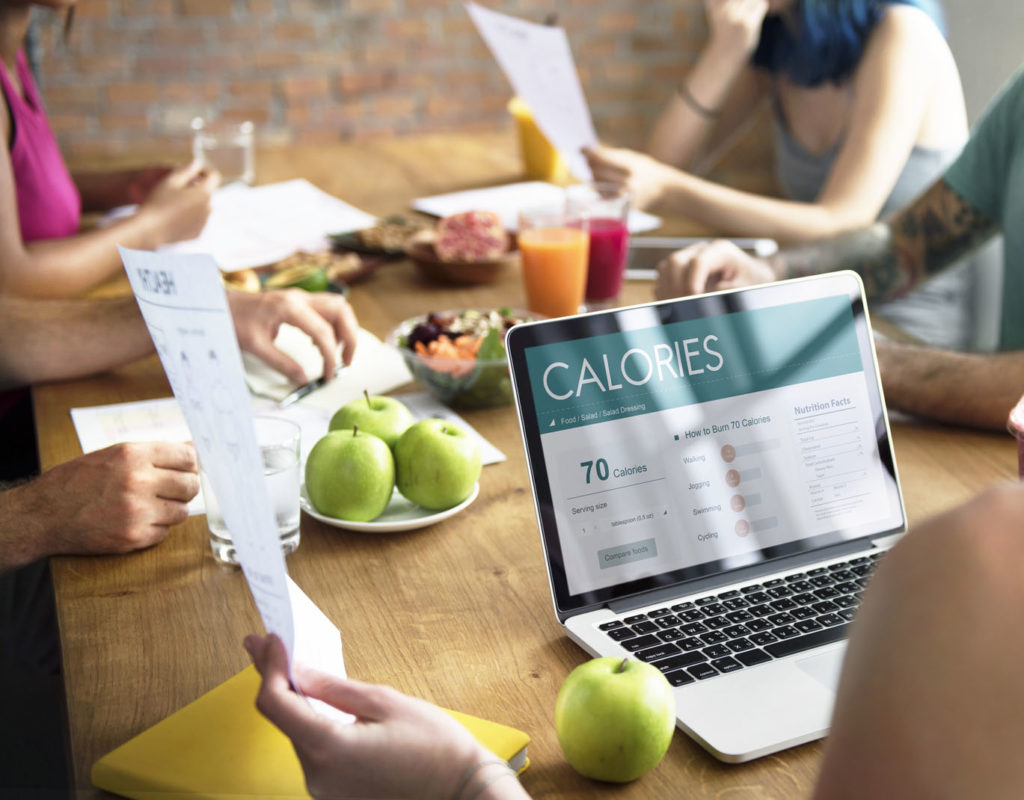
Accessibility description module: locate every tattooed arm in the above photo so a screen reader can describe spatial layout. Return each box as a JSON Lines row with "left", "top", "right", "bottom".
{"left": 654, "top": 179, "right": 1016, "bottom": 428}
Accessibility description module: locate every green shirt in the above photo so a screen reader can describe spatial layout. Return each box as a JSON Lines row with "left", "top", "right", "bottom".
{"left": 943, "top": 65, "right": 1024, "bottom": 351}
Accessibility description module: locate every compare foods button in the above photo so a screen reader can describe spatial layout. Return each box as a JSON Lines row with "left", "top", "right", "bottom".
{"left": 598, "top": 538, "right": 658, "bottom": 570}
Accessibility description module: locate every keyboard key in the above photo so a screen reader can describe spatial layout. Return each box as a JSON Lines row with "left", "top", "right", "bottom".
{"left": 784, "top": 572, "right": 807, "bottom": 583}
{"left": 763, "top": 578, "right": 786, "bottom": 588}
{"left": 607, "top": 627, "right": 637, "bottom": 641}
{"left": 666, "top": 669, "right": 695, "bottom": 686}
{"left": 831, "top": 569, "right": 855, "bottom": 582}
{"left": 789, "top": 580, "right": 814, "bottom": 593}
{"left": 810, "top": 575, "right": 836, "bottom": 588}
{"left": 766, "top": 586, "right": 793, "bottom": 599}
{"left": 813, "top": 601, "right": 840, "bottom": 614}
{"left": 722, "top": 598, "right": 750, "bottom": 611}
{"left": 622, "top": 634, "right": 661, "bottom": 652}
{"left": 648, "top": 608, "right": 673, "bottom": 618}
{"left": 712, "top": 656, "right": 743, "bottom": 673}
{"left": 632, "top": 621, "right": 659, "bottom": 634}
{"left": 719, "top": 589, "right": 741, "bottom": 599}
{"left": 807, "top": 567, "right": 829, "bottom": 576}
{"left": 624, "top": 614, "right": 647, "bottom": 624}
{"left": 723, "top": 624, "right": 751, "bottom": 638}
{"left": 747, "top": 618, "right": 772, "bottom": 632}
{"left": 703, "top": 644, "right": 731, "bottom": 659}
{"left": 682, "top": 622, "right": 709, "bottom": 636}
{"left": 700, "top": 630, "right": 728, "bottom": 645}
{"left": 817, "top": 613, "right": 844, "bottom": 627}
{"left": 655, "top": 615, "right": 682, "bottom": 628}
{"left": 702, "top": 603, "right": 728, "bottom": 616}
{"left": 688, "top": 663, "right": 719, "bottom": 680}
{"left": 679, "top": 637, "right": 704, "bottom": 651}
{"left": 764, "top": 624, "right": 851, "bottom": 658}
{"left": 599, "top": 620, "right": 624, "bottom": 630}
{"left": 850, "top": 556, "right": 870, "bottom": 565}
{"left": 834, "top": 595, "right": 859, "bottom": 609}
{"left": 749, "top": 604, "right": 774, "bottom": 617}
{"left": 679, "top": 608, "right": 706, "bottom": 623}
{"left": 835, "top": 582, "right": 860, "bottom": 595}
{"left": 814, "top": 587, "right": 841, "bottom": 600}
{"left": 652, "top": 651, "right": 708, "bottom": 673}
{"left": 695, "top": 596, "right": 719, "bottom": 606}
{"left": 637, "top": 643, "right": 682, "bottom": 663}
{"left": 740, "top": 584, "right": 765, "bottom": 594}
{"left": 768, "top": 612, "right": 796, "bottom": 626}
{"left": 726, "top": 610, "right": 754, "bottom": 624}
{"left": 851, "top": 564, "right": 873, "bottom": 577}
{"left": 750, "top": 631, "right": 779, "bottom": 646}
{"left": 790, "top": 607, "right": 816, "bottom": 620}
{"left": 793, "top": 592, "right": 817, "bottom": 606}
{"left": 704, "top": 615, "right": 730, "bottom": 630}
{"left": 795, "top": 619, "right": 824, "bottom": 634}
{"left": 727, "top": 637, "right": 755, "bottom": 653}
{"left": 658, "top": 628, "right": 685, "bottom": 642}
{"left": 746, "top": 591, "right": 771, "bottom": 604}
{"left": 770, "top": 598, "right": 797, "bottom": 611}
{"left": 839, "top": 609, "right": 857, "bottom": 621}
{"left": 774, "top": 625, "right": 800, "bottom": 639}
{"left": 671, "top": 601, "right": 695, "bottom": 612}
{"left": 736, "top": 648, "right": 772, "bottom": 667}
{"left": 828, "top": 562, "right": 851, "bottom": 572}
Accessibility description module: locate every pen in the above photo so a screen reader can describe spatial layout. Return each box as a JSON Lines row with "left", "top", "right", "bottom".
{"left": 278, "top": 366, "right": 343, "bottom": 409}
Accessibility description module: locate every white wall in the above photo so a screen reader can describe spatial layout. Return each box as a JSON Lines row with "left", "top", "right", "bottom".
{"left": 944, "top": 0, "right": 1024, "bottom": 123}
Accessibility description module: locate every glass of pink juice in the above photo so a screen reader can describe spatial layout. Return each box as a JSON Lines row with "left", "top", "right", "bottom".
{"left": 566, "top": 182, "right": 631, "bottom": 310}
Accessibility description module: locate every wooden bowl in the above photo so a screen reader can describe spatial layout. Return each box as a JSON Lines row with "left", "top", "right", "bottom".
{"left": 404, "top": 231, "right": 517, "bottom": 286}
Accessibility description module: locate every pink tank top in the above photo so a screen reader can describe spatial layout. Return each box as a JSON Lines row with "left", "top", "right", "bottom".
{"left": 0, "top": 49, "right": 80, "bottom": 242}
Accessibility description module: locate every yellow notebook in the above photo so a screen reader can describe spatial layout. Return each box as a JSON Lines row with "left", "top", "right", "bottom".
{"left": 92, "top": 666, "right": 529, "bottom": 800}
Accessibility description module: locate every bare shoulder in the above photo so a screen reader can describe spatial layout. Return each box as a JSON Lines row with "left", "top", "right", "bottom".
{"left": 869, "top": 3, "right": 949, "bottom": 57}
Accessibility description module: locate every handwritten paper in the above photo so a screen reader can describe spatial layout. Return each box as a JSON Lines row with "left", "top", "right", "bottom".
{"left": 467, "top": 3, "right": 596, "bottom": 180}
{"left": 119, "top": 247, "right": 346, "bottom": 700}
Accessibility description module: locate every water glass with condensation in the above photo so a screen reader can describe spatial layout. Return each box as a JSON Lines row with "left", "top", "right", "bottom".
{"left": 201, "top": 416, "right": 301, "bottom": 565}
{"left": 191, "top": 117, "right": 255, "bottom": 185}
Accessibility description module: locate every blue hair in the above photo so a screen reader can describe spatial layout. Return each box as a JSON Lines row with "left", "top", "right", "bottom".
{"left": 751, "top": 0, "right": 946, "bottom": 86}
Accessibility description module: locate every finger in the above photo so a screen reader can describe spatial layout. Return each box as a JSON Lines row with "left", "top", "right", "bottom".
{"left": 148, "top": 441, "right": 199, "bottom": 473}
{"left": 247, "top": 636, "right": 336, "bottom": 750}
{"left": 145, "top": 496, "right": 191, "bottom": 528}
{"left": 293, "top": 667, "right": 394, "bottom": 722}
{"left": 167, "top": 160, "right": 207, "bottom": 188}
{"left": 311, "top": 295, "right": 359, "bottom": 368}
{"left": 251, "top": 337, "right": 310, "bottom": 386}
{"left": 274, "top": 294, "right": 342, "bottom": 379}
{"left": 196, "top": 167, "right": 221, "bottom": 194}
{"left": 153, "top": 468, "right": 201, "bottom": 503}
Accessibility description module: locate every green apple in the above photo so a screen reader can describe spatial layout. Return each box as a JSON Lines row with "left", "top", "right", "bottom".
{"left": 394, "top": 419, "right": 481, "bottom": 510}
{"left": 554, "top": 657, "right": 676, "bottom": 783}
{"left": 304, "top": 426, "right": 394, "bottom": 522}
{"left": 329, "top": 390, "right": 413, "bottom": 451}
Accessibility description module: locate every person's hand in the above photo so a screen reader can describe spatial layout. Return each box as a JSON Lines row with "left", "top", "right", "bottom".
{"left": 16, "top": 441, "right": 198, "bottom": 559}
{"left": 137, "top": 161, "right": 220, "bottom": 246}
{"left": 582, "top": 145, "right": 679, "bottom": 210}
{"left": 245, "top": 634, "right": 520, "bottom": 800}
{"left": 703, "top": 0, "right": 770, "bottom": 57}
{"left": 655, "top": 239, "right": 777, "bottom": 299}
{"left": 227, "top": 290, "right": 359, "bottom": 385}
{"left": 121, "top": 165, "right": 174, "bottom": 205}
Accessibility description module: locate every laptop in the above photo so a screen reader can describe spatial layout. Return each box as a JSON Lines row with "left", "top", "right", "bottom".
{"left": 506, "top": 272, "right": 905, "bottom": 763}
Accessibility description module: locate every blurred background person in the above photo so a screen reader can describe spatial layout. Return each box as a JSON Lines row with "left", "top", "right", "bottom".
{"left": 0, "top": 0, "right": 218, "bottom": 300}
{"left": 584, "top": 0, "right": 977, "bottom": 351}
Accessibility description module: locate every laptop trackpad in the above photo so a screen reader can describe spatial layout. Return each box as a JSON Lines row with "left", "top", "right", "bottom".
{"left": 796, "top": 647, "right": 845, "bottom": 692}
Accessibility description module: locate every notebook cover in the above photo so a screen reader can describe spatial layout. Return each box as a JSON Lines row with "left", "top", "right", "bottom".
{"left": 91, "top": 666, "right": 530, "bottom": 800}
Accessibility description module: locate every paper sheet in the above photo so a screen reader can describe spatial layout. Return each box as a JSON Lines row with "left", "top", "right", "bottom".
{"left": 412, "top": 181, "right": 662, "bottom": 233}
{"left": 161, "top": 179, "right": 378, "bottom": 271}
{"left": 467, "top": 3, "right": 596, "bottom": 180}
{"left": 119, "top": 246, "right": 344, "bottom": 696}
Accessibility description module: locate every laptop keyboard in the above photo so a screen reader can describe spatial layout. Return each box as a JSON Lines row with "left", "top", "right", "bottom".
{"left": 598, "top": 551, "right": 885, "bottom": 687}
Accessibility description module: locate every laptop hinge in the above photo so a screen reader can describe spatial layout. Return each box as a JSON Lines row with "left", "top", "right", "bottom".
{"left": 607, "top": 537, "right": 888, "bottom": 616}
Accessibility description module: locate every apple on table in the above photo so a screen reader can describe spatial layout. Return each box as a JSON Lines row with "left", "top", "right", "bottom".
{"left": 330, "top": 390, "right": 413, "bottom": 451}
{"left": 305, "top": 426, "right": 395, "bottom": 522}
{"left": 394, "top": 419, "right": 482, "bottom": 511}
{"left": 555, "top": 657, "right": 676, "bottom": 783}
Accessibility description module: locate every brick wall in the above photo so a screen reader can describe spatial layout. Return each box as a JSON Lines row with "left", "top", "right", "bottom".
{"left": 35, "top": 0, "right": 773, "bottom": 189}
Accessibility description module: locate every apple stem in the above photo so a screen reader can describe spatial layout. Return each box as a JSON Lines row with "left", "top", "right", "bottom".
{"left": 617, "top": 658, "right": 628, "bottom": 674}
{"left": 352, "top": 424, "right": 358, "bottom": 437}
{"left": 364, "top": 389, "right": 371, "bottom": 407}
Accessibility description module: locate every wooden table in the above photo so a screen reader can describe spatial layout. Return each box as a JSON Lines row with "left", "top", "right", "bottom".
{"left": 40, "top": 134, "right": 1018, "bottom": 798}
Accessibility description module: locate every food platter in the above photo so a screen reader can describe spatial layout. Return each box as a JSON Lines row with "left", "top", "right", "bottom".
{"left": 299, "top": 482, "right": 479, "bottom": 533}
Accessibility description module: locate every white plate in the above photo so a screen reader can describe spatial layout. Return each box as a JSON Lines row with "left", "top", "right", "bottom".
{"left": 300, "top": 482, "right": 479, "bottom": 533}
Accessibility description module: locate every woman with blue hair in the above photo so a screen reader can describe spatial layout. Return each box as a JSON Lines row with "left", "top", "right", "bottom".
{"left": 584, "top": 0, "right": 974, "bottom": 349}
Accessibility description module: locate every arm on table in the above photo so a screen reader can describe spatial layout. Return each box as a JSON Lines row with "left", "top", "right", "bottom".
{"left": 73, "top": 166, "right": 173, "bottom": 212}
{"left": 0, "top": 441, "right": 199, "bottom": 573}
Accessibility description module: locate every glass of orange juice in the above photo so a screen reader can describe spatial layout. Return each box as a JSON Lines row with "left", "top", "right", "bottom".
{"left": 518, "top": 207, "right": 589, "bottom": 318}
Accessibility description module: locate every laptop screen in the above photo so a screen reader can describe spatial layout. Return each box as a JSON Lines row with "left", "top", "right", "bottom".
{"left": 507, "top": 273, "right": 904, "bottom": 619}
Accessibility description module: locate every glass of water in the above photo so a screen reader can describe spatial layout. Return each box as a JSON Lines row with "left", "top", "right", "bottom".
{"left": 191, "top": 116, "right": 255, "bottom": 185}
{"left": 201, "top": 416, "right": 301, "bottom": 565}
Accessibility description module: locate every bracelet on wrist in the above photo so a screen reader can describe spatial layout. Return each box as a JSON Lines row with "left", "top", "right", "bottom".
{"left": 677, "top": 82, "right": 722, "bottom": 119}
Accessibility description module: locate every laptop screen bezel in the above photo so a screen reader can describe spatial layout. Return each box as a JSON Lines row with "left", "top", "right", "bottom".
{"left": 506, "top": 271, "right": 906, "bottom": 621}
